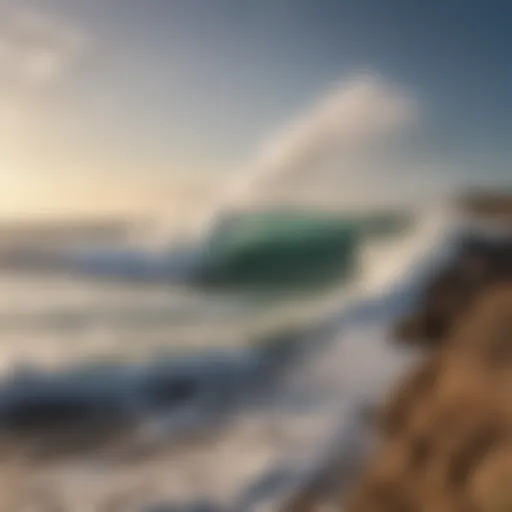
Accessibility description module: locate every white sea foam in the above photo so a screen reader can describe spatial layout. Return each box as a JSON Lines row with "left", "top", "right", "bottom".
{"left": 0, "top": 199, "right": 471, "bottom": 511}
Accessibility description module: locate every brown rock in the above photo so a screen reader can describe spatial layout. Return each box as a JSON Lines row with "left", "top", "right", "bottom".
{"left": 459, "top": 190, "right": 512, "bottom": 220}
{"left": 393, "top": 236, "right": 512, "bottom": 348}
{"left": 344, "top": 284, "right": 512, "bottom": 512}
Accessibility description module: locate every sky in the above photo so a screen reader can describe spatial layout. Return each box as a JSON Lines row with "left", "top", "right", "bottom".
{"left": 0, "top": 0, "right": 511, "bottom": 217}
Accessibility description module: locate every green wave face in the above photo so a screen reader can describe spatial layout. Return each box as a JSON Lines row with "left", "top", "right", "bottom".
{"left": 194, "top": 208, "right": 414, "bottom": 293}
{"left": 195, "top": 210, "right": 364, "bottom": 292}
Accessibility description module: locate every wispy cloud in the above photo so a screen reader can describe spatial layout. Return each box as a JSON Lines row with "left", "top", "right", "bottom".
{"left": 0, "top": 5, "right": 90, "bottom": 170}
{"left": 0, "top": 5, "right": 88, "bottom": 90}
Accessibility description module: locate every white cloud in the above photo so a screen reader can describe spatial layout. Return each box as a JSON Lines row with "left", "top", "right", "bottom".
{"left": 0, "top": 5, "right": 89, "bottom": 173}
{"left": 221, "top": 72, "right": 423, "bottom": 212}
{"left": 0, "top": 6, "right": 88, "bottom": 90}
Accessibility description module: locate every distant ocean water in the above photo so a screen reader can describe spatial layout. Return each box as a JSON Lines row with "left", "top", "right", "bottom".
{"left": 0, "top": 200, "right": 470, "bottom": 510}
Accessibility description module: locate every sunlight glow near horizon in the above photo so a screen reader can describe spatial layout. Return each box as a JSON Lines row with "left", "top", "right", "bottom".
{"left": 0, "top": 2, "right": 509, "bottom": 219}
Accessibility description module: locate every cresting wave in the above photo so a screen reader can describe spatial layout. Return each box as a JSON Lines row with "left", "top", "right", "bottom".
{"left": 0, "top": 71, "right": 489, "bottom": 508}
{"left": 0, "top": 202, "right": 475, "bottom": 510}
{"left": 0, "top": 203, "right": 463, "bottom": 429}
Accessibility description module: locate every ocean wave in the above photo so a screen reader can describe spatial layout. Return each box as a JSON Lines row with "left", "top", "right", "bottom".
{"left": 0, "top": 201, "right": 473, "bottom": 510}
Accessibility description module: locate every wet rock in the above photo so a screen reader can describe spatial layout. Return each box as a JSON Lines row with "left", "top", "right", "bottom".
{"left": 344, "top": 285, "right": 512, "bottom": 512}
{"left": 458, "top": 190, "right": 512, "bottom": 219}
{"left": 394, "top": 234, "right": 512, "bottom": 348}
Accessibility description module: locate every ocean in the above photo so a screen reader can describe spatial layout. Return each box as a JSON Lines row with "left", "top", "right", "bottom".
{"left": 0, "top": 200, "right": 476, "bottom": 511}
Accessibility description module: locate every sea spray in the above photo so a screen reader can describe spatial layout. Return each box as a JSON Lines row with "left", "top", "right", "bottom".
{"left": 205, "top": 73, "right": 417, "bottom": 224}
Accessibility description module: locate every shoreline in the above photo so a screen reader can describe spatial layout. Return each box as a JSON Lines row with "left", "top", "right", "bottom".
{"left": 0, "top": 193, "right": 509, "bottom": 510}
{"left": 341, "top": 206, "right": 512, "bottom": 511}
{"left": 282, "top": 192, "right": 512, "bottom": 511}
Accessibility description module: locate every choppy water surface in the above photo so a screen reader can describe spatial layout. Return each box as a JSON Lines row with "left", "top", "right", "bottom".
{"left": 0, "top": 206, "right": 459, "bottom": 510}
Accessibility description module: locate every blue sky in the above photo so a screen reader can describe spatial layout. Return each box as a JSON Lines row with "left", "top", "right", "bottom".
{"left": 0, "top": 0, "right": 510, "bottom": 215}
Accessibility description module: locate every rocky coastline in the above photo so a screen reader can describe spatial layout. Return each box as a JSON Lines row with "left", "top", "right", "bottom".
{"left": 341, "top": 196, "right": 512, "bottom": 512}
{"left": 0, "top": 192, "right": 509, "bottom": 511}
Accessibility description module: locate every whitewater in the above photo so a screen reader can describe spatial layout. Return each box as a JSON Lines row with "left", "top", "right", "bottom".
{"left": 0, "top": 75, "right": 490, "bottom": 510}
{"left": 0, "top": 200, "right": 475, "bottom": 511}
